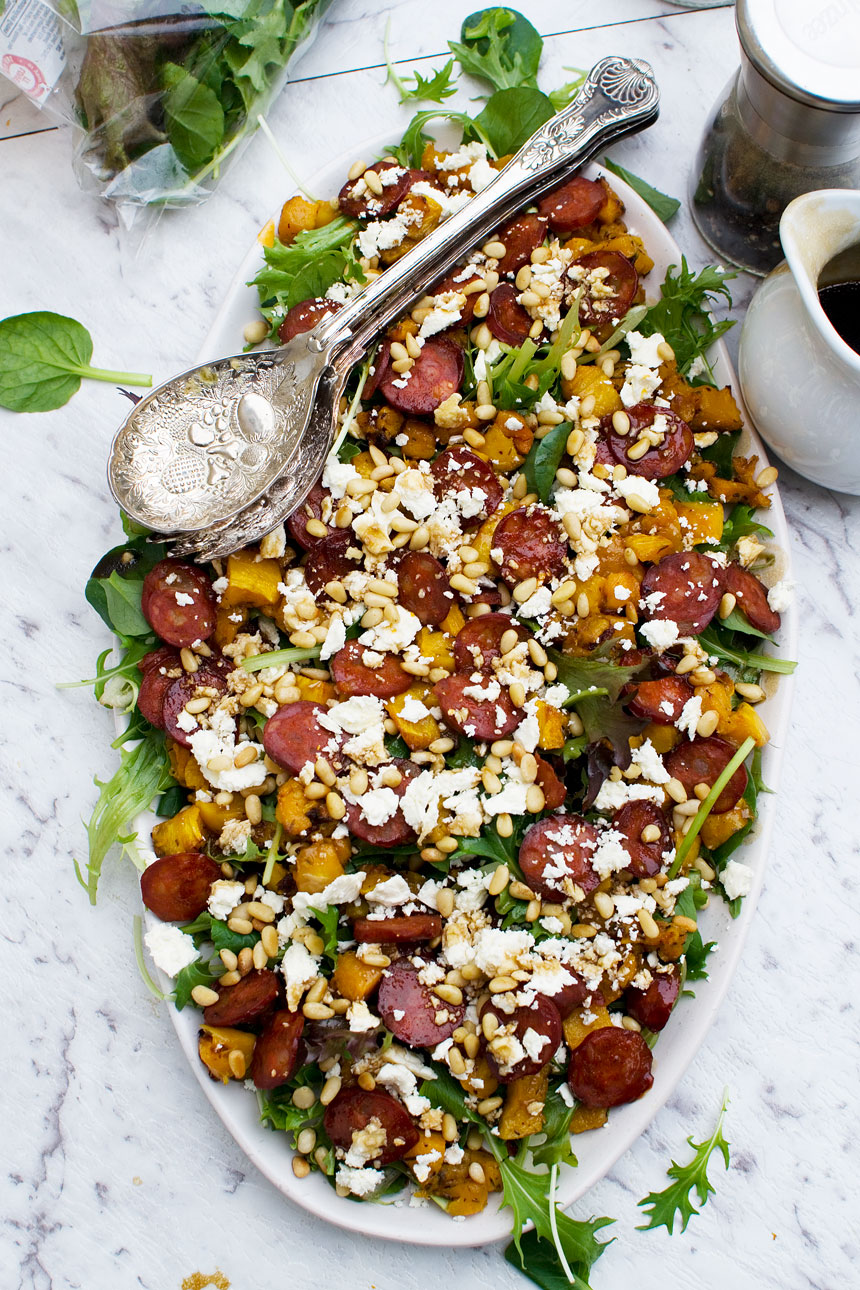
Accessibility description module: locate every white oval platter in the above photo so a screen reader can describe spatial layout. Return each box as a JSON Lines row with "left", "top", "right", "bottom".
{"left": 135, "top": 136, "right": 797, "bottom": 1247}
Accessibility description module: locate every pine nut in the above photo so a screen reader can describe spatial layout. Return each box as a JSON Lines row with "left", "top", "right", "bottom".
{"left": 191, "top": 985, "right": 219, "bottom": 1007}
{"left": 292, "top": 1084, "right": 317, "bottom": 1109}
{"left": 665, "top": 777, "right": 687, "bottom": 803}
{"left": 593, "top": 891, "right": 615, "bottom": 920}
{"left": 612, "top": 409, "right": 631, "bottom": 436}
{"left": 434, "top": 982, "right": 464, "bottom": 1006}
{"left": 719, "top": 592, "right": 737, "bottom": 620}
{"left": 526, "top": 784, "right": 545, "bottom": 813}
{"left": 627, "top": 437, "right": 651, "bottom": 461}
{"left": 436, "top": 888, "right": 456, "bottom": 918}
{"left": 527, "top": 639, "right": 547, "bottom": 667}
{"left": 691, "top": 667, "right": 717, "bottom": 685}
{"left": 244, "top": 794, "right": 262, "bottom": 826}
{"left": 577, "top": 592, "right": 590, "bottom": 618}
{"left": 525, "top": 899, "right": 542, "bottom": 921}
{"left": 638, "top": 910, "right": 660, "bottom": 940}
{"left": 475, "top": 403, "right": 497, "bottom": 421}
{"left": 640, "top": 823, "right": 662, "bottom": 844}
{"left": 261, "top": 925, "right": 279, "bottom": 958}
{"left": 483, "top": 240, "right": 506, "bottom": 259}
{"left": 496, "top": 813, "right": 513, "bottom": 838}
{"left": 304, "top": 1001, "right": 335, "bottom": 1021}
{"left": 227, "top": 917, "right": 254, "bottom": 935}
{"left": 325, "top": 791, "right": 345, "bottom": 820}
{"left": 489, "top": 975, "right": 517, "bottom": 993}
{"left": 572, "top": 923, "right": 598, "bottom": 938}
{"left": 185, "top": 695, "right": 211, "bottom": 715}
{"left": 477, "top": 1096, "right": 503, "bottom": 1116}
{"left": 450, "top": 573, "right": 478, "bottom": 595}
{"left": 513, "top": 577, "right": 538, "bottom": 603}
{"left": 755, "top": 466, "right": 778, "bottom": 488}
{"left": 180, "top": 648, "right": 198, "bottom": 673}
{"left": 468, "top": 1161, "right": 486, "bottom": 1184}
{"left": 348, "top": 158, "right": 367, "bottom": 181}
{"left": 429, "top": 737, "right": 455, "bottom": 754}
{"left": 735, "top": 681, "right": 765, "bottom": 702}
{"left": 448, "top": 1046, "right": 466, "bottom": 1076}
{"left": 320, "top": 1074, "right": 342, "bottom": 1104}
{"left": 697, "top": 709, "right": 720, "bottom": 738}
{"left": 656, "top": 341, "right": 675, "bottom": 362}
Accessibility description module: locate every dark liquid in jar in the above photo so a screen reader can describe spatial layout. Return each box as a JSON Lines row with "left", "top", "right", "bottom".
{"left": 818, "top": 245, "right": 860, "bottom": 355}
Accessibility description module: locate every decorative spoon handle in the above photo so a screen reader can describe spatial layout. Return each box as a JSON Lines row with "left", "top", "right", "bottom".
{"left": 310, "top": 55, "right": 659, "bottom": 356}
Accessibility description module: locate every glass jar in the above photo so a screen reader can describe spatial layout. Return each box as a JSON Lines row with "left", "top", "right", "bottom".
{"left": 690, "top": 0, "right": 860, "bottom": 276}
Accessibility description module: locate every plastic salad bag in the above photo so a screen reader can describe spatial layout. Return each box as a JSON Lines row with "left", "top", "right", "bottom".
{"left": 0, "top": 0, "right": 334, "bottom": 223}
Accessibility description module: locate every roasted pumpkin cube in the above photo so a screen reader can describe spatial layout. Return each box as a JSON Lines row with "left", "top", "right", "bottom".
{"left": 691, "top": 383, "right": 743, "bottom": 432}
{"left": 294, "top": 675, "right": 338, "bottom": 704}
{"left": 722, "top": 702, "right": 770, "bottom": 748}
{"left": 562, "top": 363, "right": 622, "bottom": 415}
{"left": 536, "top": 700, "right": 566, "bottom": 750}
{"left": 440, "top": 603, "right": 466, "bottom": 638}
{"left": 417, "top": 627, "right": 455, "bottom": 673}
{"left": 459, "top": 1054, "right": 499, "bottom": 1099}
{"left": 380, "top": 194, "right": 442, "bottom": 264}
{"left": 642, "top": 721, "right": 681, "bottom": 755}
{"left": 277, "top": 195, "right": 337, "bottom": 246}
{"left": 222, "top": 551, "right": 282, "bottom": 612}
{"left": 399, "top": 419, "right": 437, "bottom": 460}
{"left": 624, "top": 532, "right": 678, "bottom": 564}
{"left": 197, "top": 798, "right": 245, "bottom": 832}
{"left": 471, "top": 498, "right": 519, "bottom": 565}
{"left": 676, "top": 498, "right": 724, "bottom": 546}
{"left": 482, "top": 412, "right": 534, "bottom": 470}
{"left": 600, "top": 233, "right": 654, "bottom": 277}
{"left": 419, "top": 1150, "right": 502, "bottom": 1216}
{"left": 600, "top": 945, "right": 642, "bottom": 1003}
{"left": 387, "top": 682, "right": 441, "bottom": 750}
{"left": 700, "top": 798, "right": 752, "bottom": 851}
{"left": 293, "top": 839, "right": 346, "bottom": 893}
{"left": 563, "top": 1003, "right": 613, "bottom": 1051}
{"left": 152, "top": 804, "right": 207, "bottom": 856}
{"left": 213, "top": 602, "right": 247, "bottom": 650}
{"left": 275, "top": 779, "right": 316, "bottom": 840}
{"left": 499, "top": 1070, "right": 548, "bottom": 1139}
{"left": 257, "top": 219, "right": 276, "bottom": 248}
{"left": 570, "top": 1105, "right": 608, "bottom": 1134}
{"left": 406, "top": 1130, "right": 447, "bottom": 1180}
{"left": 165, "top": 737, "right": 208, "bottom": 791}
{"left": 331, "top": 950, "right": 383, "bottom": 1001}
{"left": 198, "top": 1026, "right": 256, "bottom": 1083}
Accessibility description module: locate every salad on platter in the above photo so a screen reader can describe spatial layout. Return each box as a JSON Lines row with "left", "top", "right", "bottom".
{"left": 78, "top": 10, "right": 796, "bottom": 1284}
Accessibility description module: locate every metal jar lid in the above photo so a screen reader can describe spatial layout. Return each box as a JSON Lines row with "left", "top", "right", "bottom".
{"left": 738, "top": 0, "right": 860, "bottom": 112}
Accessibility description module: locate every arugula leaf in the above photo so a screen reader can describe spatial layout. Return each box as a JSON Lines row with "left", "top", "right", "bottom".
{"left": 308, "top": 904, "right": 340, "bottom": 966}
{"left": 697, "top": 623, "right": 797, "bottom": 676}
{"left": 637, "top": 1089, "right": 730, "bottom": 1233}
{"left": 684, "top": 929, "right": 717, "bottom": 981}
{"left": 636, "top": 259, "right": 736, "bottom": 379}
{"left": 524, "top": 421, "right": 570, "bottom": 503}
{"left": 386, "top": 45, "right": 458, "bottom": 105}
{"left": 451, "top": 8, "right": 542, "bottom": 92}
{"left": 75, "top": 726, "right": 173, "bottom": 904}
{"left": 173, "top": 955, "right": 219, "bottom": 1010}
{"left": 250, "top": 219, "right": 365, "bottom": 335}
{"left": 475, "top": 86, "right": 555, "bottom": 155}
{"left": 162, "top": 62, "right": 225, "bottom": 171}
{"left": 547, "top": 70, "right": 587, "bottom": 112}
{"left": 0, "top": 312, "right": 151, "bottom": 413}
{"left": 716, "top": 502, "right": 774, "bottom": 552}
{"left": 602, "top": 157, "right": 680, "bottom": 223}
{"left": 531, "top": 1084, "right": 577, "bottom": 1169}
{"left": 389, "top": 108, "right": 487, "bottom": 167}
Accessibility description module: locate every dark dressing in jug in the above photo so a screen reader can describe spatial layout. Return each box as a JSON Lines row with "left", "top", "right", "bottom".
{"left": 818, "top": 244, "right": 860, "bottom": 356}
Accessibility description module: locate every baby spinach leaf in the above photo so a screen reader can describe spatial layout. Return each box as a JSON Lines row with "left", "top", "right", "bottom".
{"left": 101, "top": 571, "right": 150, "bottom": 637}
{"left": 474, "top": 86, "right": 555, "bottom": 156}
{"left": 523, "top": 420, "right": 569, "bottom": 502}
{"left": 602, "top": 157, "right": 680, "bottom": 223}
{"left": 162, "top": 62, "right": 225, "bottom": 171}
{"left": 0, "top": 312, "right": 151, "bottom": 413}
{"left": 719, "top": 606, "right": 774, "bottom": 642}
{"left": 637, "top": 1089, "right": 730, "bottom": 1233}
{"left": 452, "top": 8, "right": 542, "bottom": 92}
{"left": 156, "top": 784, "right": 187, "bottom": 818}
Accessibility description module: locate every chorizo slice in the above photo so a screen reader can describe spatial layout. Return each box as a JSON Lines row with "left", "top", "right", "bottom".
{"left": 324, "top": 1085, "right": 420, "bottom": 1164}
{"left": 568, "top": 1028, "right": 654, "bottom": 1107}
{"left": 518, "top": 814, "right": 600, "bottom": 900}
{"left": 496, "top": 213, "right": 548, "bottom": 275}
{"left": 492, "top": 505, "right": 568, "bottom": 586}
{"left": 249, "top": 1011, "right": 305, "bottom": 1089}
{"left": 277, "top": 297, "right": 341, "bottom": 345}
{"left": 141, "top": 559, "right": 216, "bottom": 648}
{"left": 537, "top": 175, "right": 604, "bottom": 234}
{"left": 377, "top": 958, "right": 465, "bottom": 1047}
{"left": 343, "top": 759, "right": 419, "bottom": 848}
{"left": 286, "top": 482, "right": 337, "bottom": 551}
{"left": 161, "top": 663, "right": 229, "bottom": 747}
{"left": 430, "top": 445, "right": 503, "bottom": 525}
{"left": 378, "top": 336, "right": 464, "bottom": 416}
{"left": 137, "top": 659, "right": 179, "bottom": 729}
{"left": 627, "top": 676, "right": 694, "bottom": 724}
{"left": 480, "top": 996, "right": 563, "bottom": 1083}
{"left": 393, "top": 550, "right": 452, "bottom": 626}
{"left": 487, "top": 283, "right": 533, "bottom": 346}
{"left": 625, "top": 967, "right": 680, "bottom": 1032}
{"left": 262, "top": 700, "right": 346, "bottom": 775}
{"left": 140, "top": 851, "right": 221, "bottom": 923}
{"left": 138, "top": 645, "right": 180, "bottom": 675}
{"left": 433, "top": 672, "right": 519, "bottom": 740}
{"left": 571, "top": 249, "right": 639, "bottom": 327}
{"left": 640, "top": 550, "right": 725, "bottom": 636}
{"left": 353, "top": 913, "right": 442, "bottom": 943}
{"left": 603, "top": 404, "right": 693, "bottom": 479}
{"left": 338, "top": 161, "right": 418, "bottom": 219}
{"left": 611, "top": 801, "right": 671, "bottom": 879}
{"left": 452, "top": 612, "right": 526, "bottom": 673}
{"left": 330, "top": 639, "right": 412, "bottom": 699}
{"left": 202, "top": 969, "right": 281, "bottom": 1031}
{"left": 664, "top": 735, "right": 748, "bottom": 813}
{"left": 724, "top": 563, "right": 781, "bottom": 635}
{"left": 303, "top": 530, "right": 362, "bottom": 596}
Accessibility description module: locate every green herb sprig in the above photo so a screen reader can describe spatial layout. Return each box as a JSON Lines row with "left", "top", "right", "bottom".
{"left": 637, "top": 1090, "right": 731, "bottom": 1233}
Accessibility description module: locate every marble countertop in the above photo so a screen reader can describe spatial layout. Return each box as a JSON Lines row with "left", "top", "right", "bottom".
{"left": 2, "top": 2, "right": 859, "bottom": 1287}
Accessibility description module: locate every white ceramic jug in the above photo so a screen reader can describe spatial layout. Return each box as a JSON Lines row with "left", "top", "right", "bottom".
{"left": 738, "top": 189, "right": 860, "bottom": 493}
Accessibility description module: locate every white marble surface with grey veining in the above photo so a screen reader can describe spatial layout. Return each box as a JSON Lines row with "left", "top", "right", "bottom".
{"left": 1, "top": 3, "right": 859, "bottom": 1288}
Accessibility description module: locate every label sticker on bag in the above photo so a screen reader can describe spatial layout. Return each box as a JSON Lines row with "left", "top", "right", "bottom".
{"left": 0, "top": 0, "right": 66, "bottom": 105}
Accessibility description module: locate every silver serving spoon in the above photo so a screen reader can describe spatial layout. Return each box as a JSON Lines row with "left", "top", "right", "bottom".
{"left": 108, "top": 55, "right": 659, "bottom": 548}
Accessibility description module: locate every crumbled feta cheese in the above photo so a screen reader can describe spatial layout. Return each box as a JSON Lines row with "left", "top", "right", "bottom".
{"left": 188, "top": 709, "right": 267, "bottom": 792}
{"left": 359, "top": 605, "right": 421, "bottom": 653}
{"left": 615, "top": 474, "right": 661, "bottom": 511}
{"left": 620, "top": 364, "right": 662, "bottom": 408}
{"left": 722, "top": 859, "right": 753, "bottom": 900}
{"left": 767, "top": 579, "right": 794, "bottom": 613}
{"left": 218, "top": 818, "right": 252, "bottom": 856}
{"left": 367, "top": 874, "right": 413, "bottom": 906}
{"left": 319, "top": 614, "right": 346, "bottom": 661}
{"left": 640, "top": 619, "right": 681, "bottom": 652}
{"left": 625, "top": 330, "right": 666, "bottom": 369}
{"left": 291, "top": 872, "right": 365, "bottom": 915}
{"left": 207, "top": 879, "right": 246, "bottom": 921}
{"left": 347, "top": 1000, "right": 381, "bottom": 1032}
{"left": 174, "top": 708, "right": 198, "bottom": 733}
{"left": 335, "top": 1165, "right": 384, "bottom": 1197}
{"left": 143, "top": 924, "right": 198, "bottom": 978}
{"left": 676, "top": 694, "right": 703, "bottom": 740}
{"left": 281, "top": 942, "right": 320, "bottom": 1010}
